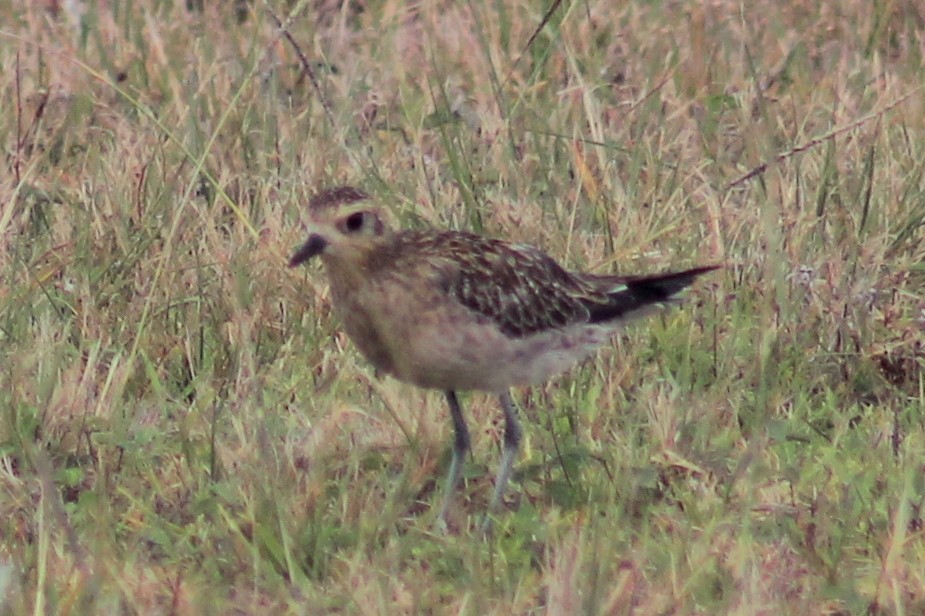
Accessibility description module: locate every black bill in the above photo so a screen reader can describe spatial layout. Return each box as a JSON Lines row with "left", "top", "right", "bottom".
{"left": 288, "top": 234, "right": 328, "bottom": 267}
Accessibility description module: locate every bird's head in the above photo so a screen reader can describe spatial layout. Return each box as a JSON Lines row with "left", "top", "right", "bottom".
{"left": 289, "top": 186, "right": 392, "bottom": 269}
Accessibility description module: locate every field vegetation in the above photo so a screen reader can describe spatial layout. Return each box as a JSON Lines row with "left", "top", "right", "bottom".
{"left": 1, "top": 0, "right": 924, "bottom": 613}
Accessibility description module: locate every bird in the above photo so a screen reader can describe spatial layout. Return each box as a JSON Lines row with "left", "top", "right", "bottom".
{"left": 289, "top": 185, "right": 719, "bottom": 529}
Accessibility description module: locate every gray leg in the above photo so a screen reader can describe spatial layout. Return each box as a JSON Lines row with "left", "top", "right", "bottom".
{"left": 437, "top": 391, "right": 470, "bottom": 526}
{"left": 483, "top": 391, "right": 521, "bottom": 530}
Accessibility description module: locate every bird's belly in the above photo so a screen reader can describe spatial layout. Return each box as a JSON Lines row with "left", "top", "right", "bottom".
{"left": 389, "top": 320, "right": 616, "bottom": 392}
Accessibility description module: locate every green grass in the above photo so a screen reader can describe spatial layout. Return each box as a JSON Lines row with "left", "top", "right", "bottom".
{"left": 2, "top": 1, "right": 924, "bottom": 613}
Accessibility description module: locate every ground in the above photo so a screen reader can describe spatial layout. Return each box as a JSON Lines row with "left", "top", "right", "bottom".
{"left": 1, "top": 1, "right": 924, "bottom": 613}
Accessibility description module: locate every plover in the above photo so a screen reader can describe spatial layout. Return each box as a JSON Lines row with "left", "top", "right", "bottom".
{"left": 289, "top": 186, "right": 718, "bottom": 528}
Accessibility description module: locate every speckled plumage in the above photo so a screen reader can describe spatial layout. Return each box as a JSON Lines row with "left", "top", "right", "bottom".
{"left": 289, "top": 186, "right": 718, "bottom": 529}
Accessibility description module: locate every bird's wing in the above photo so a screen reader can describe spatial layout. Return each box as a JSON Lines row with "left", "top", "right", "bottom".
{"left": 413, "top": 232, "right": 603, "bottom": 338}
{"left": 390, "top": 231, "right": 718, "bottom": 338}
{"left": 581, "top": 265, "right": 721, "bottom": 323}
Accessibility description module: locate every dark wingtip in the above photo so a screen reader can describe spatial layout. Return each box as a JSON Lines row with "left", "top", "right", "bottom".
{"left": 654, "top": 264, "right": 722, "bottom": 279}
{"left": 682, "top": 263, "right": 723, "bottom": 277}
{"left": 626, "top": 264, "right": 722, "bottom": 299}
{"left": 587, "top": 263, "right": 721, "bottom": 323}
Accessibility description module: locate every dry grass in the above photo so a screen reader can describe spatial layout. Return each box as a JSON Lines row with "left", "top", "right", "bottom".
{"left": 2, "top": 0, "right": 924, "bottom": 613}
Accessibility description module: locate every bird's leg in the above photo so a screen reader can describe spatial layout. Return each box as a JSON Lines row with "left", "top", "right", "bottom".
{"left": 482, "top": 391, "right": 522, "bottom": 531}
{"left": 437, "top": 390, "right": 470, "bottom": 527}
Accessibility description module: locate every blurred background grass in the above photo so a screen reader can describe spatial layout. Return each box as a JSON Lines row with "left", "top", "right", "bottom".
{"left": 1, "top": 0, "right": 924, "bottom": 613}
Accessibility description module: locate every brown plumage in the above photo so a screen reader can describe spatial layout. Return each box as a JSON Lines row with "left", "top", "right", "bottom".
{"left": 289, "top": 186, "right": 719, "bottom": 529}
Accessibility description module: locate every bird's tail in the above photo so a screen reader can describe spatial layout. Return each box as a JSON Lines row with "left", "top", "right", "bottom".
{"left": 585, "top": 265, "right": 721, "bottom": 324}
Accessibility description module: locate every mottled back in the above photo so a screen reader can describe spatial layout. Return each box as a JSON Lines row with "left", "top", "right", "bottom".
{"left": 386, "top": 231, "right": 610, "bottom": 337}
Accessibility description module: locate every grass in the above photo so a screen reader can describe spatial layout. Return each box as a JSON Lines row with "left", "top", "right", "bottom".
{"left": 1, "top": 0, "right": 924, "bottom": 613}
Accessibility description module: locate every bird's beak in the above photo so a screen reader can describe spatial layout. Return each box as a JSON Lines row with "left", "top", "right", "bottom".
{"left": 288, "top": 234, "right": 328, "bottom": 267}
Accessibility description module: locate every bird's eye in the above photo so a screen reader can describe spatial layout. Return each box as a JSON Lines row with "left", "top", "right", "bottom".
{"left": 344, "top": 212, "right": 365, "bottom": 233}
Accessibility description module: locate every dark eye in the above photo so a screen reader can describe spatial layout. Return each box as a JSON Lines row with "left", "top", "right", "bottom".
{"left": 344, "top": 212, "right": 364, "bottom": 233}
